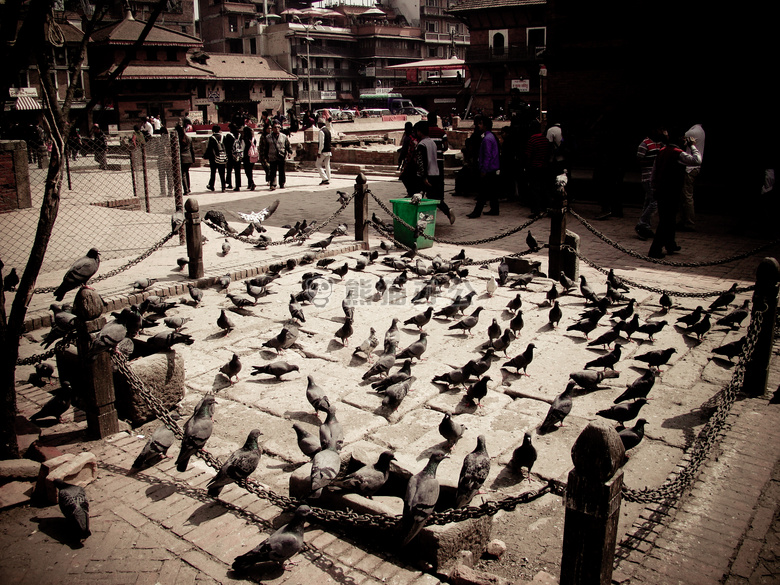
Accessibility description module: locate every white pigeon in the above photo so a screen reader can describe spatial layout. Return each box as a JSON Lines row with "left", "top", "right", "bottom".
{"left": 486, "top": 276, "right": 498, "bottom": 297}
{"left": 237, "top": 199, "right": 280, "bottom": 224}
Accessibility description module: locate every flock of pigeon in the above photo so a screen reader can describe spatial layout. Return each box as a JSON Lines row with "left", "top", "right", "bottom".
{"left": 23, "top": 211, "right": 752, "bottom": 570}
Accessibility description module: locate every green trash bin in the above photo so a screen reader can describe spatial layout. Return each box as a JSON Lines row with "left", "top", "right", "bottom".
{"left": 389, "top": 198, "right": 438, "bottom": 249}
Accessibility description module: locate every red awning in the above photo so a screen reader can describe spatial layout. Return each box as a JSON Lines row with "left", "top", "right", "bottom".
{"left": 15, "top": 96, "right": 42, "bottom": 110}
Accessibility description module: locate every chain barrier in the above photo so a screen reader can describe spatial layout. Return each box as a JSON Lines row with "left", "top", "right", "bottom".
{"left": 563, "top": 245, "right": 756, "bottom": 299}
{"left": 16, "top": 330, "right": 77, "bottom": 366}
{"left": 621, "top": 305, "right": 765, "bottom": 503}
{"left": 33, "top": 228, "right": 181, "bottom": 295}
{"left": 368, "top": 191, "right": 547, "bottom": 247}
{"left": 568, "top": 209, "right": 780, "bottom": 268}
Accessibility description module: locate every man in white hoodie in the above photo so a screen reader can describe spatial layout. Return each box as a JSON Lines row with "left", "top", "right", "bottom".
{"left": 679, "top": 123, "right": 705, "bottom": 231}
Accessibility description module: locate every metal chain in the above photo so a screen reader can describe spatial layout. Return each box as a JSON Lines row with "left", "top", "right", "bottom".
{"left": 568, "top": 209, "right": 780, "bottom": 267}
{"left": 369, "top": 191, "right": 547, "bottom": 246}
{"left": 16, "top": 330, "right": 77, "bottom": 366}
{"left": 622, "top": 305, "right": 765, "bottom": 503}
{"left": 33, "top": 229, "right": 181, "bottom": 295}
{"left": 564, "top": 245, "right": 756, "bottom": 298}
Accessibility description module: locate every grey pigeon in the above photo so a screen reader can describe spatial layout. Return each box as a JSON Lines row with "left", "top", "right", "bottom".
{"left": 439, "top": 412, "right": 466, "bottom": 447}
{"left": 448, "top": 306, "right": 484, "bottom": 336}
{"left": 220, "top": 353, "right": 242, "bottom": 384}
{"left": 35, "top": 362, "right": 55, "bottom": 382}
{"left": 612, "top": 298, "right": 636, "bottom": 321}
{"left": 289, "top": 294, "right": 306, "bottom": 323}
{"left": 712, "top": 337, "right": 745, "bottom": 362}
{"left": 42, "top": 304, "right": 77, "bottom": 348}
{"left": 334, "top": 316, "right": 353, "bottom": 346}
{"left": 305, "top": 375, "right": 331, "bottom": 414}
{"left": 455, "top": 435, "right": 490, "bottom": 508}
{"left": 342, "top": 290, "right": 355, "bottom": 321}
{"left": 660, "top": 293, "right": 673, "bottom": 312}
{"left": 487, "top": 318, "right": 502, "bottom": 342}
{"left": 310, "top": 447, "right": 342, "bottom": 498}
{"left": 510, "top": 433, "right": 537, "bottom": 478}
{"left": 237, "top": 223, "right": 254, "bottom": 238}
{"left": 404, "top": 307, "right": 434, "bottom": 331}
{"left": 677, "top": 306, "right": 704, "bottom": 328}
{"left": 245, "top": 282, "right": 267, "bottom": 303}
{"left": 559, "top": 272, "right": 575, "bottom": 293}
{"left": 3, "top": 267, "right": 19, "bottom": 291}
{"left": 222, "top": 239, "right": 231, "bottom": 255}
{"left": 539, "top": 381, "right": 576, "bottom": 434}
{"left": 506, "top": 293, "right": 522, "bottom": 313}
{"left": 319, "top": 406, "right": 344, "bottom": 451}
{"left": 251, "top": 361, "right": 300, "bottom": 380}
{"left": 375, "top": 276, "right": 387, "bottom": 298}
{"left": 188, "top": 283, "right": 203, "bottom": 305}
{"left": 606, "top": 283, "right": 630, "bottom": 304}
{"left": 145, "top": 330, "right": 194, "bottom": 353}
{"left": 607, "top": 268, "right": 630, "bottom": 292}
{"left": 579, "top": 275, "right": 598, "bottom": 303}
{"left": 363, "top": 343, "right": 397, "bottom": 380}
{"left": 176, "top": 395, "right": 216, "bottom": 472}
{"left": 132, "top": 426, "right": 176, "bottom": 469}
{"left": 207, "top": 429, "right": 263, "bottom": 496}
{"left": 569, "top": 369, "right": 620, "bottom": 391}
{"left": 709, "top": 283, "right": 738, "bottom": 311}
{"left": 432, "top": 362, "right": 473, "bottom": 387}
{"left": 217, "top": 309, "right": 235, "bottom": 333}
{"left": 566, "top": 315, "right": 601, "bottom": 339}
{"left": 613, "top": 370, "right": 655, "bottom": 403}
{"left": 131, "top": 277, "right": 157, "bottom": 291}
{"left": 584, "top": 345, "right": 622, "bottom": 370}
{"left": 392, "top": 270, "right": 408, "bottom": 290}
{"left": 587, "top": 323, "right": 624, "bottom": 349}
{"left": 378, "top": 377, "right": 413, "bottom": 410}
{"left": 55, "top": 479, "right": 91, "bottom": 540}
{"left": 372, "top": 359, "right": 413, "bottom": 391}
{"left": 689, "top": 313, "right": 711, "bottom": 341}
{"left": 164, "top": 316, "right": 192, "bottom": 331}
{"left": 140, "top": 296, "right": 176, "bottom": 316}
{"left": 469, "top": 349, "right": 495, "bottom": 378}
{"left": 54, "top": 248, "right": 100, "bottom": 301}
{"left": 232, "top": 505, "right": 311, "bottom": 571}
{"left": 634, "top": 347, "right": 677, "bottom": 370}
{"left": 397, "top": 332, "right": 428, "bottom": 362}
{"left": 526, "top": 231, "right": 541, "bottom": 252}
{"left": 384, "top": 318, "right": 401, "bottom": 353}
{"left": 329, "top": 451, "right": 396, "bottom": 499}
{"left": 619, "top": 419, "right": 647, "bottom": 452}
{"left": 293, "top": 423, "right": 321, "bottom": 457}
{"left": 331, "top": 262, "right": 349, "bottom": 280}
{"left": 548, "top": 301, "right": 562, "bottom": 328}
{"left": 352, "top": 327, "right": 378, "bottom": 362}
{"left": 411, "top": 278, "right": 436, "bottom": 303}
{"left": 509, "top": 309, "right": 525, "bottom": 335}
{"left": 88, "top": 320, "right": 127, "bottom": 357}
{"left": 716, "top": 299, "right": 750, "bottom": 328}
{"left": 30, "top": 382, "right": 72, "bottom": 423}
{"left": 635, "top": 319, "right": 668, "bottom": 341}
{"left": 465, "top": 375, "right": 490, "bottom": 407}
{"left": 227, "top": 293, "right": 254, "bottom": 309}
{"left": 597, "top": 398, "right": 648, "bottom": 424}
{"left": 401, "top": 450, "right": 448, "bottom": 546}
{"left": 503, "top": 343, "right": 536, "bottom": 375}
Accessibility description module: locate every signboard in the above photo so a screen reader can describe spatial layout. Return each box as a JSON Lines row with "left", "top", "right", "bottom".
{"left": 433, "top": 98, "right": 457, "bottom": 104}
{"left": 188, "top": 111, "right": 203, "bottom": 123}
{"left": 321, "top": 91, "right": 337, "bottom": 100}
{"left": 364, "top": 67, "right": 376, "bottom": 77}
{"left": 9, "top": 88, "right": 38, "bottom": 97}
{"left": 193, "top": 98, "right": 211, "bottom": 106}
{"left": 108, "top": 124, "right": 119, "bottom": 133}
{"left": 208, "top": 89, "right": 222, "bottom": 103}
{"left": 511, "top": 79, "right": 530, "bottom": 92}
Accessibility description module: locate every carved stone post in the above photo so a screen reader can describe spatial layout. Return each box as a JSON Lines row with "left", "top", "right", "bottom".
{"left": 560, "top": 421, "right": 625, "bottom": 585}
{"left": 548, "top": 184, "right": 567, "bottom": 280}
{"left": 185, "top": 197, "right": 204, "bottom": 279}
{"left": 744, "top": 257, "right": 780, "bottom": 396}
{"left": 141, "top": 142, "right": 151, "bottom": 213}
{"left": 169, "top": 132, "right": 186, "bottom": 245}
{"left": 73, "top": 288, "right": 119, "bottom": 438}
{"left": 354, "top": 172, "right": 369, "bottom": 245}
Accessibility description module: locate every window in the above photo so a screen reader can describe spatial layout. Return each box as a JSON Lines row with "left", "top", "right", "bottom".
{"left": 428, "top": 46, "right": 439, "bottom": 58}
{"left": 228, "top": 39, "right": 242, "bottom": 53}
{"left": 264, "top": 83, "right": 273, "bottom": 97}
{"left": 490, "top": 30, "right": 507, "bottom": 56}
{"left": 426, "top": 21, "right": 437, "bottom": 33}
{"left": 527, "top": 27, "right": 546, "bottom": 56}
{"left": 166, "top": 49, "right": 177, "bottom": 61}
{"left": 54, "top": 47, "right": 67, "bottom": 67}
{"left": 249, "top": 38, "right": 257, "bottom": 54}
{"left": 334, "top": 59, "right": 342, "bottom": 69}
{"left": 228, "top": 15, "right": 238, "bottom": 33}
{"left": 147, "top": 49, "right": 158, "bottom": 61}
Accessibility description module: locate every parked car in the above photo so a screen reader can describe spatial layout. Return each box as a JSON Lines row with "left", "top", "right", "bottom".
{"left": 398, "top": 106, "right": 428, "bottom": 120}
{"left": 360, "top": 109, "right": 392, "bottom": 118}
{"left": 314, "top": 108, "right": 353, "bottom": 122}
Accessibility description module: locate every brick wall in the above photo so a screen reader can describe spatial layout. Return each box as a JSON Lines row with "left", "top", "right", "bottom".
{"left": 0, "top": 141, "right": 32, "bottom": 214}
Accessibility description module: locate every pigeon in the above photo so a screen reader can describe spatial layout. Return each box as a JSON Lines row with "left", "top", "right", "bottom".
{"left": 207, "top": 429, "right": 263, "bottom": 497}
{"left": 454, "top": 435, "right": 490, "bottom": 508}
{"left": 607, "top": 268, "right": 630, "bottom": 292}
{"left": 54, "top": 479, "right": 91, "bottom": 540}
{"left": 289, "top": 294, "right": 306, "bottom": 323}
{"left": 232, "top": 505, "right": 311, "bottom": 571}
{"left": 676, "top": 306, "right": 704, "bottom": 328}
{"left": 660, "top": 293, "right": 673, "bottom": 312}
{"left": 566, "top": 316, "right": 600, "bottom": 339}
{"left": 606, "top": 284, "right": 630, "bottom": 304}
{"left": 509, "top": 309, "right": 525, "bottom": 335}
{"left": 140, "top": 296, "right": 176, "bottom": 316}
{"left": 329, "top": 451, "right": 396, "bottom": 498}
{"left": 613, "top": 370, "right": 655, "bottom": 403}
{"left": 454, "top": 291, "right": 477, "bottom": 314}
{"left": 334, "top": 316, "right": 354, "bottom": 346}
{"left": 587, "top": 323, "right": 624, "bottom": 349}
{"left": 175, "top": 395, "right": 216, "bottom": 472}
{"left": 42, "top": 304, "right": 78, "bottom": 348}
{"left": 380, "top": 240, "right": 392, "bottom": 254}
{"left": 392, "top": 270, "right": 408, "bottom": 290}
{"left": 449, "top": 306, "right": 484, "bottom": 336}
{"left": 716, "top": 299, "right": 750, "bottom": 329}
{"left": 503, "top": 343, "right": 536, "bottom": 375}
{"left": 54, "top": 248, "right": 100, "bottom": 301}
{"left": 689, "top": 313, "right": 711, "bottom": 341}
{"left": 187, "top": 283, "right": 203, "bottom": 306}
{"left": 309, "top": 234, "right": 334, "bottom": 250}
{"left": 597, "top": 398, "right": 648, "bottom": 424}
{"left": 111, "top": 306, "right": 143, "bottom": 338}
{"left": 3, "top": 267, "right": 19, "bottom": 291}
{"left": 331, "top": 262, "right": 349, "bottom": 280}
{"left": 439, "top": 413, "right": 466, "bottom": 447}
{"left": 432, "top": 362, "right": 473, "bottom": 387}
{"left": 411, "top": 279, "right": 436, "bottom": 304}
{"left": 451, "top": 248, "right": 467, "bottom": 261}
{"left": 711, "top": 337, "right": 745, "bottom": 362}
{"left": 319, "top": 406, "right": 344, "bottom": 451}
{"left": 486, "top": 276, "right": 498, "bottom": 297}
{"left": 282, "top": 222, "right": 302, "bottom": 240}
{"left": 569, "top": 369, "right": 620, "bottom": 391}
{"left": 612, "top": 299, "right": 636, "bottom": 322}
{"left": 354, "top": 256, "right": 367, "bottom": 271}
{"left": 506, "top": 294, "right": 523, "bottom": 313}
{"left": 396, "top": 332, "right": 427, "bottom": 362}
{"left": 433, "top": 296, "right": 462, "bottom": 320}
{"left": 131, "top": 278, "right": 157, "bottom": 291}
{"left": 145, "top": 331, "right": 195, "bottom": 353}
{"left": 487, "top": 318, "right": 502, "bottom": 342}
{"left": 510, "top": 433, "right": 537, "bottom": 478}
{"left": 305, "top": 375, "right": 331, "bottom": 414}
{"left": 220, "top": 353, "right": 242, "bottom": 384}
{"left": 250, "top": 274, "right": 279, "bottom": 288}
{"left": 489, "top": 328, "right": 515, "bottom": 356}
{"left": 465, "top": 375, "right": 491, "bottom": 406}
{"left": 619, "top": 419, "right": 647, "bottom": 452}
{"left": 539, "top": 381, "right": 576, "bottom": 433}
{"left": 363, "top": 343, "right": 397, "bottom": 380}
{"left": 293, "top": 423, "right": 321, "bottom": 457}
{"left": 372, "top": 359, "right": 413, "bottom": 392}
{"left": 548, "top": 301, "right": 563, "bottom": 328}
{"left": 251, "top": 361, "right": 300, "bottom": 380}
{"left": 401, "top": 243, "right": 418, "bottom": 259}
{"left": 227, "top": 293, "right": 255, "bottom": 309}
{"left": 401, "top": 450, "right": 448, "bottom": 546}
{"left": 579, "top": 300, "right": 610, "bottom": 322}
{"left": 132, "top": 426, "right": 176, "bottom": 469}
{"left": 634, "top": 347, "right": 677, "bottom": 371}
{"left": 30, "top": 382, "right": 72, "bottom": 423}
{"left": 88, "top": 319, "right": 128, "bottom": 356}
{"left": 34, "top": 362, "right": 55, "bottom": 383}
{"left": 222, "top": 239, "right": 231, "bottom": 255}
{"left": 237, "top": 223, "right": 255, "bottom": 238}
{"left": 623, "top": 314, "right": 640, "bottom": 341}
{"left": 584, "top": 345, "right": 622, "bottom": 370}
{"left": 579, "top": 275, "right": 598, "bottom": 303}
{"left": 404, "top": 307, "right": 434, "bottom": 331}
{"left": 316, "top": 257, "right": 336, "bottom": 268}
{"left": 352, "top": 327, "right": 378, "bottom": 361}
{"left": 469, "top": 349, "right": 495, "bottom": 378}
{"left": 709, "top": 283, "right": 738, "bottom": 311}
{"left": 545, "top": 283, "right": 559, "bottom": 305}
{"left": 384, "top": 318, "right": 401, "bottom": 353}
{"left": 217, "top": 309, "right": 235, "bottom": 333}
{"left": 263, "top": 324, "right": 298, "bottom": 354}
{"left": 559, "top": 272, "right": 575, "bottom": 293}
{"left": 635, "top": 319, "right": 667, "bottom": 341}
{"left": 378, "top": 377, "right": 413, "bottom": 410}
{"left": 309, "top": 447, "right": 342, "bottom": 498}
{"left": 375, "top": 276, "right": 388, "bottom": 298}
{"left": 526, "top": 231, "right": 541, "bottom": 252}
{"left": 245, "top": 282, "right": 268, "bottom": 303}
{"left": 164, "top": 316, "right": 192, "bottom": 332}
{"left": 510, "top": 273, "right": 535, "bottom": 289}
{"left": 497, "top": 259, "right": 509, "bottom": 286}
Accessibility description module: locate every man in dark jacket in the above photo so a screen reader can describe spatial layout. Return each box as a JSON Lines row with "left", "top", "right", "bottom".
{"left": 203, "top": 125, "right": 227, "bottom": 192}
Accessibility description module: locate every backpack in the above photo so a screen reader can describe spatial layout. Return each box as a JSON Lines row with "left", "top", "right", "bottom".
{"left": 247, "top": 139, "right": 259, "bottom": 163}
{"left": 232, "top": 137, "right": 243, "bottom": 162}
{"left": 213, "top": 135, "right": 227, "bottom": 164}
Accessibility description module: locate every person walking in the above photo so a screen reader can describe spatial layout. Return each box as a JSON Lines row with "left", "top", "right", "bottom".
{"left": 678, "top": 122, "right": 705, "bottom": 231}
{"left": 315, "top": 118, "right": 332, "bottom": 185}
{"left": 92, "top": 124, "right": 107, "bottom": 170}
{"left": 204, "top": 124, "right": 227, "bottom": 192}
{"left": 414, "top": 121, "right": 455, "bottom": 224}
{"left": 224, "top": 123, "right": 240, "bottom": 190}
{"left": 648, "top": 134, "right": 702, "bottom": 258}
{"left": 266, "top": 122, "right": 292, "bottom": 190}
{"left": 634, "top": 127, "right": 667, "bottom": 239}
{"left": 466, "top": 115, "right": 501, "bottom": 218}
{"left": 176, "top": 123, "right": 195, "bottom": 195}
{"left": 241, "top": 125, "right": 257, "bottom": 191}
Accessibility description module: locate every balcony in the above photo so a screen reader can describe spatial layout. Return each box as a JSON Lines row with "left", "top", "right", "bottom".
{"left": 293, "top": 67, "right": 359, "bottom": 78}
{"left": 424, "top": 32, "right": 470, "bottom": 44}
{"left": 466, "top": 45, "right": 546, "bottom": 63}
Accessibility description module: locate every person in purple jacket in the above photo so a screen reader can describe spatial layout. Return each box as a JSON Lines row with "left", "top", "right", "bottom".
{"left": 467, "top": 115, "right": 501, "bottom": 217}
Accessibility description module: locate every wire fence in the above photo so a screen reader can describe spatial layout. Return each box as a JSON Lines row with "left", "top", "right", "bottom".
{"left": 0, "top": 134, "right": 182, "bottom": 274}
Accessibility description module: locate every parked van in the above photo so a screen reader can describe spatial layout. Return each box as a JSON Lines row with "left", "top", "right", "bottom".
{"left": 358, "top": 93, "right": 417, "bottom": 115}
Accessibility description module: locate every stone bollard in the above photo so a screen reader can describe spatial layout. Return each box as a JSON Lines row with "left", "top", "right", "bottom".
{"left": 169, "top": 132, "right": 186, "bottom": 245}
{"left": 73, "top": 288, "right": 120, "bottom": 438}
{"left": 560, "top": 421, "right": 625, "bottom": 585}
{"left": 548, "top": 183, "right": 577, "bottom": 281}
{"left": 185, "top": 197, "right": 204, "bottom": 279}
{"left": 744, "top": 257, "right": 780, "bottom": 396}
{"left": 354, "top": 172, "right": 369, "bottom": 244}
